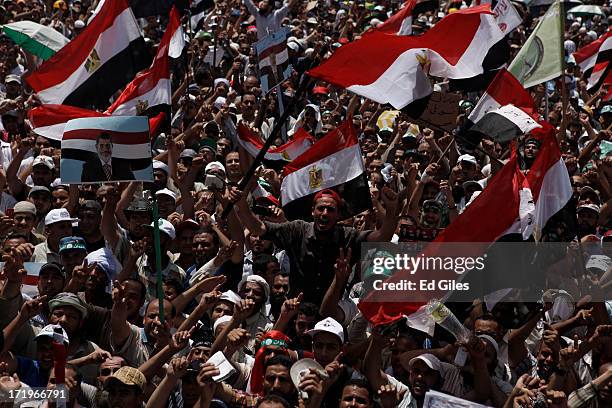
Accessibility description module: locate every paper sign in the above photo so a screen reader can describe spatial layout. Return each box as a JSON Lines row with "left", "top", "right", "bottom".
{"left": 406, "top": 91, "right": 461, "bottom": 133}
{"left": 424, "top": 390, "right": 491, "bottom": 408}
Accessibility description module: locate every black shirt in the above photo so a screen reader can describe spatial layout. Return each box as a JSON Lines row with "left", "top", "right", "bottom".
{"left": 261, "top": 220, "right": 371, "bottom": 304}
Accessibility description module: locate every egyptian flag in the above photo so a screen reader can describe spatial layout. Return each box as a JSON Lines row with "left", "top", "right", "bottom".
{"left": 105, "top": 6, "right": 183, "bottom": 119}
{"left": 458, "top": 69, "right": 534, "bottom": 150}
{"left": 28, "top": 104, "right": 165, "bottom": 141}
{"left": 468, "top": 104, "right": 541, "bottom": 143}
{"left": 280, "top": 118, "right": 372, "bottom": 221}
{"left": 449, "top": 0, "right": 522, "bottom": 91}
{"left": 370, "top": 0, "right": 416, "bottom": 35}
{"left": 237, "top": 124, "right": 313, "bottom": 162}
{"left": 25, "top": 0, "right": 151, "bottom": 109}
{"left": 307, "top": 6, "right": 505, "bottom": 109}
{"left": 358, "top": 121, "right": 572, "bottom": 327}
{"left": 573, "top": 29, "right": 612, "bottom": 91}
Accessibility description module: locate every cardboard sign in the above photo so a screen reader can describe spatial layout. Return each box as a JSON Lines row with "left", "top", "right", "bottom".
{"left": 406, "top": 91, "right": 461, "bottom": 133}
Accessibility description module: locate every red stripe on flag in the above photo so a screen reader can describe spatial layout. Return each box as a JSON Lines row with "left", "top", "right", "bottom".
{"left": 282, "top": 118, "right": 358, "bottom": 176}
{"left": 25, "top": 0, "right": 130, "bottom": 91}
{"left": 63, "top": 129, "right": 149, "bottom": 144}
{"left": 258, "top": 42, "right": 288, "bottom": 61}
{"left": 29, "top": 104, "right": 107, "bottom": 128}
{"left": 23, "top": 275, "right": 39, "bottom": 286}
{"left": 308, "top": 6, "right": 491, "bottom": 87}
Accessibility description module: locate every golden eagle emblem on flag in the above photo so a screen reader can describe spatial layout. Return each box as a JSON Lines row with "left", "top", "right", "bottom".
{"left": 309, "top": 165, "right": 323, "bottom": 189}
{"left": 84, "top": 49, "right": 101, "bottom": 74}
{"left": 136, "top": 100, "right": 149, "bottom": 115}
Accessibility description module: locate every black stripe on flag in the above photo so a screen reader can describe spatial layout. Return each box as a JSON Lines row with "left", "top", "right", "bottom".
{"left": 468, "top": 105, "right": 540, "bottom": 143}
{"left": 283, "top": 173, "right": 372, "bottom": 221}
{"left": 64, "top": 38, "right": 151, "bottom": 109}
{"left": 449, "top": 39, "right": 510, "bottom": 92}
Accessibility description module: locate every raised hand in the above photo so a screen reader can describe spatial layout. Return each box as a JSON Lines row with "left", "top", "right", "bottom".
{"left": 378, "top": 383, "right": 407, "bottom": 408}
{"left": 20, "top": 295, "right": 47, "bottom": 320}
{"left": 167, "top": 356, "right": 189, "bottom": 379}
{"left": 280, "top": 293, "right": 303, "bottom": 320}
{"left": 233, "top": 299, "right": 255, "bottom": 322}
{"left": 334, "top": 248, "right": 352, "bottom": 283}
{"left": 170, "top": 326, "right": 195, "bottom": 352}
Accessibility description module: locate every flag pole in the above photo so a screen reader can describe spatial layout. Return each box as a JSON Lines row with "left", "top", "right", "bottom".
{"left": 559, "top": 0, "right": 568, "bottom": 122}
{"left": 151, "top": 194, "right": 164, "bottom": 323}
{"left": 220, "top": 71, "right": 314, "bottom": 219}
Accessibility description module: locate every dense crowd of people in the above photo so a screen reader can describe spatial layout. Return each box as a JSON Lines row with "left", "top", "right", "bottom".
{"left": 0, "top": 0, "right": 612, "bottom": 407}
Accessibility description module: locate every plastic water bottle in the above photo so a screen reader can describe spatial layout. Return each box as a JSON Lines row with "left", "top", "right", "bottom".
{"left": 427, "top": 299, "right": 472, "bottom": 344}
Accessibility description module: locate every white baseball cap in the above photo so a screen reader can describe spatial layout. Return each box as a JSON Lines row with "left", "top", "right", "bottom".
{"left": 35, "top": 324, "right": 69, "bottom": 346}
{"left": 307, "top": 317, "right": 344, "bottom": 343}
{"left": 409, "top": 353, "right": 441, "bottom": 372}
{"left": 143, "top": 218, "right": 176, "bottom": 240}
{"left": 219, "top": 290, "right": 241, "bottom": 305}
{"left": 155, "top": 188, "right": 177, "bottom": 203}
{"left": 458, "top": 154, "right": 477, "bottom": 165}
{"left": 45, "top": 208, "right": 78, "bottom": 226}
{"left": 33, "top": 155, "right": 55, "bottom": 169}
{"left": 153, "top": 160, "right": 169, "bottom": 175}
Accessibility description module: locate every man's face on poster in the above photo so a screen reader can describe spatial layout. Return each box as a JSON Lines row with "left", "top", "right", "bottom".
{"left": 96, "top": 135, "right": 113, "bottom": 162}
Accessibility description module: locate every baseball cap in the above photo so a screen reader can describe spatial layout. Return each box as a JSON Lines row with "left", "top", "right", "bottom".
{"left": 5, "top": 74, "right": 21, "bottom": 85}
{"left": 48, "top": 292, "right": 88, "bottom": 318}
{"left": 199, "top": 138, "right": 217, "bottom": 153}
{"left": 29, "top": 186, "right": 52, "bottom": 198}
{"left": 13, "top": 201, "right": 36, "bottom": 216}
{"left": 104, "top": 367, "right": 146, "bottom": 392}
{"left": 577, "top": 203, "right": 600, "bottom": 214}
{"left": 59, "top": 236, "right": 87, "bottom": 253}
{"left": 35, "top": 324, "right": 69, "bottom": 346}
{"left": 179, "top": 149, "right": 197, "bottom": 159}
{"left": 126, "top": 197, "right": 151, "bottom": 213}
{"left": 176, "top": 218, "right": 200, "bottom": 233}
{"left": 408, "top": 353, "right": 442, "bottom": 372}
{"left": 195, "top": 31, "right": 212, "bottom": 41}
{"left": 205, "top": 161, "right": 226, "bottom": 174}
{"left": 155, "top": 188, "right": 177, "bottom": 203}
{"left": 153, "top": 160, "right": 169, "bottom": 175}
{"left": 45, "top": 208, "right": 78, "bottom": 226}
{"left": 312, "top": 86, "right": 329, "bottom": 95}
{"left": 33, "top": 155, "right": 55, "bottom": 170}
{"left": 586, "top": 254, "right": 612, "bottom": 273}
{"left": 458, "top": 154, "right": 477, "bottom": 165}
{"left": 74, "top": 19, "right": 85, "bottom": 29}
{"left": 307, "top": 317, "right": 344, "bottom": 343}
{"left": 39, "top": 262, "right": 65, "bottom": 279}
{"left": 143, "top": 218, "right": 176, "bottom": 240}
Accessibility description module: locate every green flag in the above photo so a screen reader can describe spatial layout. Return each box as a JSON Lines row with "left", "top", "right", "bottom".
{"left": 2, "top": 21, "right": 69, "bottom": 61}
{"left": 508, "top": 0, "right": 563, "bottom": 89}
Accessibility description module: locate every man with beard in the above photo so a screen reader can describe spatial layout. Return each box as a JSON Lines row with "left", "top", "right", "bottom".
{"left": 419, "top": 200, "right": 443, "bottom": 229}
{"left": 172, "top": 219, "right": 200, "bottom": 271}
{"left": 519, "top": 138, "right": 541, "bottom": 171}
{"left": 58, "top": 236, "right": 87, "bottom": 281}
{"left": 577, "top": 204, "right": 601, "bottom": 238}
{"left": 110, "top": 282, "right": 176, "bottom": 367}
{"left": 76, "top": 200, "right": 105, "bottom": 252}
{"left": 234, "top": 188, "right": 398, "bottom": 304}
{"left": 12, "top": 201, "right": 45, "bottom": 244}
{"left": 269, "top": 272, "right": 290, "bottom": 320}
{"left": 186, "top": 229, "right": 220, "bottom": 284}
{"left": 32, "top": 208, "right": 77, "bottom": 264}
